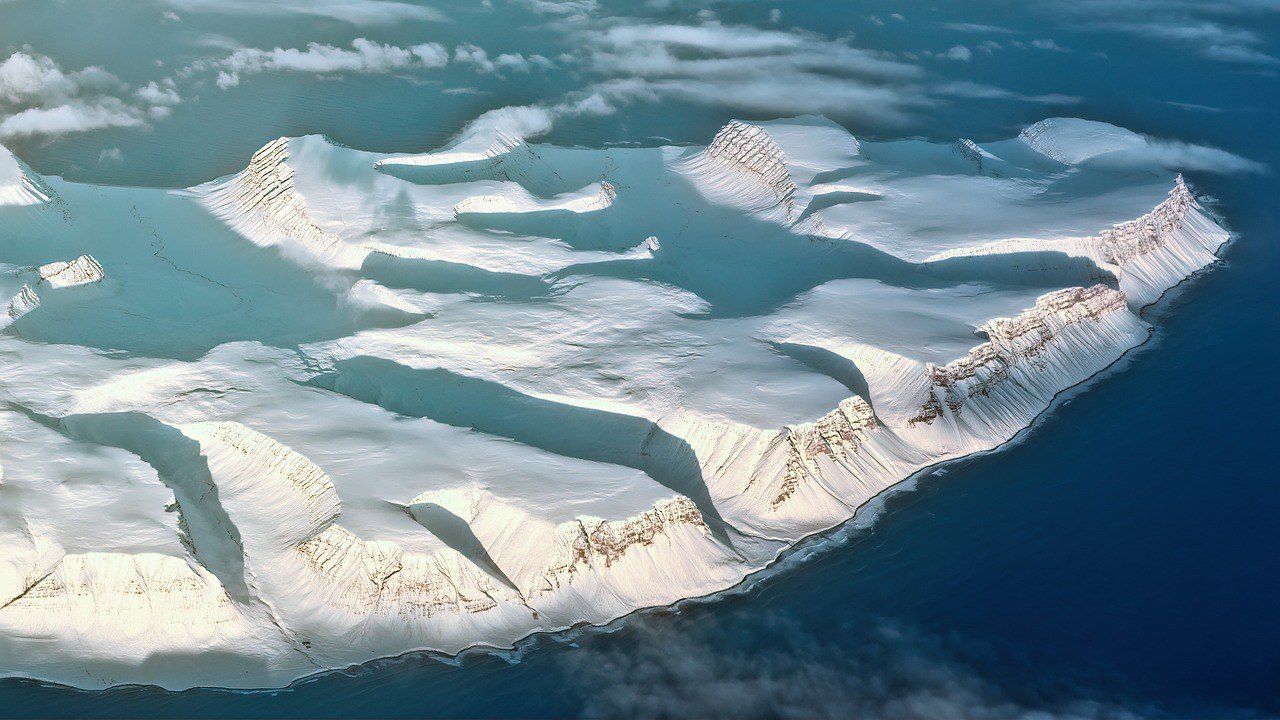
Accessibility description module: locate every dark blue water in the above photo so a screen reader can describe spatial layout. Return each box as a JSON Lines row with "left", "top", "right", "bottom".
{"left": 2, "top": 2, "right": 1277, "bottom": 718}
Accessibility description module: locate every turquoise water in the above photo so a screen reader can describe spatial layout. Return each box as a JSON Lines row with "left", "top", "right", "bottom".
{"left": 1, "top": 1, "right": 1277, "bottom": 717}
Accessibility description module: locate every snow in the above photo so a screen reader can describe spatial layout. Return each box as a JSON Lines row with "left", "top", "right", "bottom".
{"left": 0, "top": 115, "right": 1234, "bottom": 689}
{"left": 1018, "top": 117, "right": 1148, "bottom": 165}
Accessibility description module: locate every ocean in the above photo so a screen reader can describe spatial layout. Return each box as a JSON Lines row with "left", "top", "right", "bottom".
{"left": 0, "top": 1, "right": 1276, "bottom": 717}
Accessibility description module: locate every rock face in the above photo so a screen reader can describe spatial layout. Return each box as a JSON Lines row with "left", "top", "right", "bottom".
{"left": 951, "top": 138, "right": 1000, "bottom": 176}
{"left": 38, "top": 255, "right": 104, "bottom": 289}
{"left": 197, "top": 137, "right": 369, "bottom": 269}
{"left": 924, "top": 176, "right": 1228, "bottom": 308}
{"left": 3, "top": 553, "right": 239, "bottom": 635}
{"left": 0, "top": 146, "right": 51, "bottom": 207}
{"left": 910, "top": 286, "right": 1128, "bottom": 426}
{"left": 1018, "top": 117, "right": 1147, "bottom": 164}
{"left": 775, "top": 397, "right": 878, "bottom": 508}
{"left": 0, "top": 115, "right": 1237, "bottom": 689}
{"left": 684, "top": 120, "right": 799, "bottom": 222}
{"left": 566, "top": 498, "right": 707, "bottom": 570}
{"left": 1093, "top": 176, "right": 1227, "bottom": 306}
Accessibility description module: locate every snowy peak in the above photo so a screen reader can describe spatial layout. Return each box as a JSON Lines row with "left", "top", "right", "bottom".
{"left": 197, "top": 137, "right": 370, "bottom": 270}
{"left": 909, "top": 286, "right": 1131, "bottom": 428}
{"left": 1018, "top": 117, "right": 1147, "bottom": 165}
{"left": 684, "top": 120, "right": 799, "bottom": 222}
{"left": 38, "top": 255, "right": 105, "bottom": 289}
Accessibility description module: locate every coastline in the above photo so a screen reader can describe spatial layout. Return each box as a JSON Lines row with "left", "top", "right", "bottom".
{"left": 0, "top": 204, "right": 1233, "bottom": 695}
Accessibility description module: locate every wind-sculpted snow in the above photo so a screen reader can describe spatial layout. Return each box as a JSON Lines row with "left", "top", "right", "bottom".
{"left": 2, "top": 285, "right": 39, "bottom": 329}
{"left": 925, "top": 177, "right": 1227, "bottom": 307}
{"left": 0, "top": 148, "right": 50, "bottom": 207}
{"left": 0, "top": 116, "right": 1236, "bottom": 689}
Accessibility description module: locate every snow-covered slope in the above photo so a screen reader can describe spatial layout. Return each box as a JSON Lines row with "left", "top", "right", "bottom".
{"left": 925, "top": 177, "right": 1228, "bottom": 307}
{"left": 1018, "top": 117, "right": 1148, "bottom": 164}
{"left": 0, "top": 115, "right": 1237, "bottom": 689}
{"left": 0, "top": 145, "right": 50, "bottom": 207}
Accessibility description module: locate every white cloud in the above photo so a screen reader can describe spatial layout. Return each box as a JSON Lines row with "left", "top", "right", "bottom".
{"left": 215, "top": 70, "right": 239, "bottom": 90}
{"left": 1165, "top": 100, "right": 1224, "bottom": 113}
{"left": 453, "top": 44, "right": 494, "bottom": 73}
{"left": 494, "top": 53, "right": 532, "bottom": 73}
{"left": 452, "top": 46, "right": 549, "bottom": 76}
{"left": 1204, "top": 44, "right": 1280, "bottom": 66}
{"left": 1090, "top": 20, "right": 1258, "bottom": 45}
{"left": 515, "top": 0, "right": 598, "bottom": 18}
{"left": 943, "top": 45, "right": 972, "bottom": 61}
{"left": 943, "top": 22, "right": 1017, "bottom": 34}
{"left": 0, "top": 99, "right": 146, "bottom": 139}
{"left": 565, "top": 616, "right": 1155, "bottom": 720}
{"left": 134, "top": 79, "right": 181, "bottom": 106}
{"left": 210, "top": 38, "right": 451, "bottom": 89}
{"left": 158, "top": 0, "right": 446, "bottom": 26}
{"left": 1031, "top": 38, "right": 1069, "bottom": 52}
{"left": 456, "top": 104, "right": 555, "bottom": 143}
{"left": 0, "top": 50, "right": 165, "bottom": 140}
{"left": 0, "top": 52, "right": 93, "bottom": 105}
{"left": 411, "top": 43, "right": 450, "bottom": 69}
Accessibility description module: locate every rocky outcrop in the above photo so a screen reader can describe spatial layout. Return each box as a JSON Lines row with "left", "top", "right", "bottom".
{"left": 0, "top": 147, "right": 51, "bottom": 207}
{"left": 1, "top": 285, "right": 39, "bottom": 329}
{"left": 0, "top": 521, "right": 63, "bottom": 608}
{"left": 1018, "top": 117, "right": 1146, "bottom": 165}
{"left": 684, "top": 120, "right": 798, "bottom": 222}
{"left": 198, "top": 138, "right": 369, "bottom": 269}
{"left": 561, "top": 498, "right": 707, "bottom": 571}
{"left": 294, "top": 525, "right": 510, "bottom": 619}
{"left": 2, "top": 553, "right": 239, "bottom": 632}
{"left": 37, "top": 255, "right": 104, "bottom": 289}
{"left": 952, "top": 138, "right": 998, "bottom": 175}
{"left": 923, "top": 177, "right": 1228, "bottom": 308}
{"left": 908, "top": 286, "right": 1128, "bottom": 426}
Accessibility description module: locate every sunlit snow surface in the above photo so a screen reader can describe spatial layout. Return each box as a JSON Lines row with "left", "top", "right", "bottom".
{"left": 0, "top": 115, "right": 1230, "bottom": 688}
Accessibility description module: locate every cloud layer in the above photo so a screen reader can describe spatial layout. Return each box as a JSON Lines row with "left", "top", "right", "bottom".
{"left": 205, "top": 38, "right": 451, "bottom": 89}
{"left": 0, "top": 51, "right": 175, "bottom": 140}
{"left": 159, "top": 0, "right": 447, "bottom": 26}
{"left": 576, "top": 19, "right": 929, "bottom": 124}
{"left": 563, "top": 614, "right": 1159, "bottom": 720}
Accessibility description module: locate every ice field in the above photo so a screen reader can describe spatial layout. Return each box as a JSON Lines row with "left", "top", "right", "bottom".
{"left": 0, "top": 115, "right": 1230, "bottom": 688}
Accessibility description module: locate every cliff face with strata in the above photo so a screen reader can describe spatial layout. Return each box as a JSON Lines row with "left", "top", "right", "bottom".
{"left": 683, "top": 120, "right": 800, "bottom": 223}
{"left": 198, "top": 138, "right": 369, "bottom": 269}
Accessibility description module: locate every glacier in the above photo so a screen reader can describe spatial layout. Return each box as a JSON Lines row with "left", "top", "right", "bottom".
{"left": 0, "top": 114, "right": 1232, "bottom": 689}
